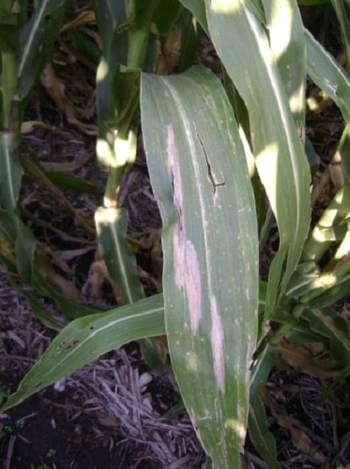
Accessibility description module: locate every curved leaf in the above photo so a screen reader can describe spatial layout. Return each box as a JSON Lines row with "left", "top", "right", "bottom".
{"left": 305, "top": 28, "right": 350, "bottom": 122}
{"left": 1, "top": 294, "right": 164, "bottom": 412}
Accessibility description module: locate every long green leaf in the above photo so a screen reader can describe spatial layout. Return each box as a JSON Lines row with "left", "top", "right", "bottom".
{"left": 249, "top": 344, "right": 279, "bottom": 468}
{"left": 305, "top": 28, "right": 350, "bottom": 122}
{"left": 249, "top": 395, "right": 280, "bottom": 469}
{"left": 18, "top": 0, "right": 68, "bottom": 100}
{"left": 205, "top": 0, "right": 311, "bottom": 319}
{"left": 262, "top": 0, "right": 306, "bottom": 129}
{"left": 94, "top": 1, "right": 145, "bottom": 306}
{"left": 337, "top": 124, "right": 350, "bottom": 183}
{"left": 331, "top": 0, "right": 350, "bottom": 71}
{"left": 141, "top": 67, "right": 258, "bottom": 467}
{"left": 95, "top": 207, "right": 144, "bottom": 304}
{"left": 1, "top": 294, "right": 164, "bottom": 412}
{"left": 0, "top": 132, "right": 20, "bottom": 211}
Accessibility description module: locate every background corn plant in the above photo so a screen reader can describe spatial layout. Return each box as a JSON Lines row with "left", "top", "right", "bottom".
{"left": 1, "top": 0, "right": 350, "bottom": 467}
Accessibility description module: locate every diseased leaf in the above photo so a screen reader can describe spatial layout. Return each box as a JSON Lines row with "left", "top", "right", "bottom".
{"left": 1, "top": 294, "right": 164, "bottom": 412}
{"left": 205, "top": 0, "right": 311, "bottom": 319}
{"left": 141, "top": 66, "right": 258, "bottom": 467}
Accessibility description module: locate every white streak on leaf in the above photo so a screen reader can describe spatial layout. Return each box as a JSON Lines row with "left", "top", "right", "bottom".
{"left": 173, "top": 230, "right": 202, "bottom": 335}
{"left": 184, "top": 240, "right": 202, "bottom": 334}
{"left": 167, "top": 126, "right": 202, "bottom": 334}
{"left": 173, "top": 225, "right": 185, "bottom": 288}
{"left": 210, "top": 296, "right": 225, "bottom": 392}
{"left": 166, "top": 126, "right": 183, "bottom": 213}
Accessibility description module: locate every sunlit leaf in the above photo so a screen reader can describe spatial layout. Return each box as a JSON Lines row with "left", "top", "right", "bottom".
{"left": 205, "top": 0, "right": 311, "bottom": 319}
{"left": 262, "top": 0, "right": 306, "bottom": 129}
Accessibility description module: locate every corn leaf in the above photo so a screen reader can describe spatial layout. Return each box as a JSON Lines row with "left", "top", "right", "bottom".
{"left": 331, "top": 0, "right": 350, "bottom": 70}
{"left": 305, "top": 28, "right": 350, "bottom": 122}
{"left": 141, "top": 66, "right": 258, "bottom": 467}
{"left": 249, "top": 344, "right": 279, "bottom": 467}
{"left": 262, "top": 0, "right": 306, "bottom": 129}
{"left": 94, "top": 1, "right": 144, "bottom": 306}
{"left": 179, "top": 0, "right": 208, "bottom": 30}
{"left": 0, "top": 132, "right": 21, "bottom": 211}
{"left": 338, "top": 124, "right": 350, "bottom": 183}
{"left": 249, "top": 395, "right": 280, "bottom": 469}
{"left": 18, "top": 0, "right": 68, "bottom": 100}
{"left": 205, "top": 0, "right": 311, "bottom": 319}
{"left": 95, "top": 207, "right": 144, "bottom": 304}
{"left": 1, "top": 294, "right": 165, "bottom": 412}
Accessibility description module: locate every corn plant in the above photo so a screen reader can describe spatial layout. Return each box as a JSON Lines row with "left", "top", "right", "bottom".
{"left": 1, "top": 0, "right": 350, "bottom": 467}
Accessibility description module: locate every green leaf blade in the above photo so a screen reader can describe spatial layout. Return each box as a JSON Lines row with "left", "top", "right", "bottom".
{"left": 205, "top": 1, "right": 311, "bottom": 317}
{"left": 141, "top": 66, "right": 259, "bottom": 467}
{"left": 95, "top": 207, "right": 144, "bottom": 304}
{"left": 0, "top": 132, "right": 21, "bottom": 212}
{"left": 18, "top": 0, "right": 68, "bottom": 100}
{"left": 1, "top": 294, "right": 165, "bottom": 412}
{"left": 305, "top": 27, "right": 350, "bottom": 123}
{"left": 262, "top": 0, "right": 306, "bottom": 129}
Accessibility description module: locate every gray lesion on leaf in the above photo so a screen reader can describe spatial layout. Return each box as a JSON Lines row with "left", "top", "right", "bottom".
{"left": 166, "top": 125, "right": 203, "bottom": 334}
{"left": 210, "top": 296, "right": 225, "bottom": 392}
{"left": 196, "top": 128, "right": 225, "bottom": 196}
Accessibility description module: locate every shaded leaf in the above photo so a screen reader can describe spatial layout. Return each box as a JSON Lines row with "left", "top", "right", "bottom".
{"left": 249, "top": 395, "right": 280, "bottom": 469}
{"left": 95, "top": 207, "right": 144, "bottom": 305}
{"left": 18, "top": 0, "right": 68, "bottom": 100}
{"left": 305, "top": 28, "right": 350, "bottom": 122}
{"left": 0, "top": 132, "right": 21, "bottom": 212}
{"left": 1, "top": 294, "right": 164, "bottom": 412}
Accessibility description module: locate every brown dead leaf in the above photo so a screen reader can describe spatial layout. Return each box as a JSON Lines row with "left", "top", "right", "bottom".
{"left": 260, "top": 387, "right": 329, "bottom": 465}
{"left": 155, "top": 28, "right": 181, "bottom": 75}
{"left": 278, "top": 340, "right": 342, "bottom": 378}
{"left": 41, "top": 64, "right": 96, "bottom": 136}
{"left": 21, "top": 155, "right": 95, "bottom": 237}
{"left": 61, "top": 10, "right": 96, "bottom": 33}
{"left": 273, "top": 412, "right": 328, "bottom": 464}
{"left": 87, "top": 259, "right": 124, "bottom": 305}
{"left": 36, "top": 247, "right": 84, "bottom": 303}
